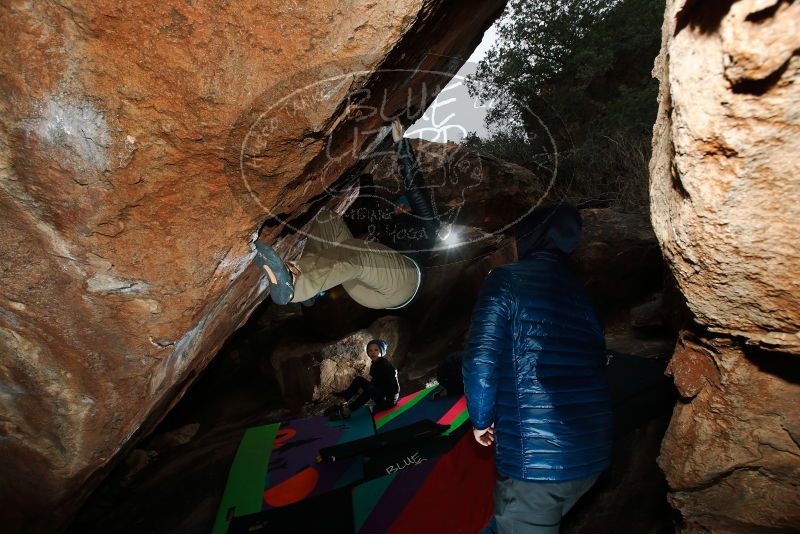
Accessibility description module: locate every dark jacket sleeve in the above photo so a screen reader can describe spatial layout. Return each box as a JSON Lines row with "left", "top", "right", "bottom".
{"left": 463, "top": 268, "right": 513, "bottom": 430}
{"left": 370, "top": 358, "right": 399, "bottom": 399}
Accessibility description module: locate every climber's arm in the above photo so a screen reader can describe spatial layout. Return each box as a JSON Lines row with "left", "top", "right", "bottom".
{"left": 391, "top": 119, "right": 440, "bottom": 238}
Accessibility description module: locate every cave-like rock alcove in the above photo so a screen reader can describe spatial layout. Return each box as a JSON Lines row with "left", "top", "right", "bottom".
{"left": 1, "top": 0, "right": 798, "bottom": 533}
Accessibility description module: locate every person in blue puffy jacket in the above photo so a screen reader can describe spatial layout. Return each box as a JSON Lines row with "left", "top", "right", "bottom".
{"left": 462, "top": 204, "right": 612, "bottom": 534}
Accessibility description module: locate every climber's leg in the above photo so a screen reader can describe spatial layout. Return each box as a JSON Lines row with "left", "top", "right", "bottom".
{"left": 303, "top": 208, "right": 353, "bottom": 256}
{"left": 341, "top": 241, "right": 420, "bottom": 310}
{"left": 291, "top": 238, "right": 419, "bottom": 309}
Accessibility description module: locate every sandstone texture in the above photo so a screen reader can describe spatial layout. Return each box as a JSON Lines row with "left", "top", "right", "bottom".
{"left": 650, "top": 0, "right": 800, "bottom": 530}
{"left": 0, "top": 1, "right": 505, "bottom": 530}
{"left": 660, "top": 333, "right": 800, "bottom": 531}
{"left": 269, "top": 315, "right": 410, "bottom": 406}
{"left": 650, "top": 0, "right": 800, "bottom": 352}
{"left": 363, "top": 138, "right": 549, "bottom": 234}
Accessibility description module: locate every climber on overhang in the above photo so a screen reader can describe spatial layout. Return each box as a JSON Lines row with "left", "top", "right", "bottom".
{"left": 254, "top": 118, "right": 441, "bottom": 310}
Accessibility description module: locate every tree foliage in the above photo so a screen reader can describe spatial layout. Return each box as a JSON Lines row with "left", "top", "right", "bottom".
{"left": 465, "top": 0, "right": 665, "bottom": 211}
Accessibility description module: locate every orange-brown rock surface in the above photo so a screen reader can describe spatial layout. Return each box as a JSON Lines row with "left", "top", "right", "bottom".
{"left": 650, "top": 0, "right": 800, "bottom": 352}
{"left": 0, "top": 1, "right": 505, "bottom": 530}
{"left": 659, "top": 333, "right": 800, "bottom": 531}
{"left": 650, "top": 0, "right": 800, "bottom": 531}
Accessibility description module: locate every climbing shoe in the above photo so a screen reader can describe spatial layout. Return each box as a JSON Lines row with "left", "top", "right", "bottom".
{"left": 253, "top": 242, "right": 294, "bottom": 305}
{"left": 326, "top": 403, "right": 352, "bottom": 421}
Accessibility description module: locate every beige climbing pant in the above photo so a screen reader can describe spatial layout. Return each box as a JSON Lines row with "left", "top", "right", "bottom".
{"left": 291, "top": 208, "right": 421, "bottom": 309}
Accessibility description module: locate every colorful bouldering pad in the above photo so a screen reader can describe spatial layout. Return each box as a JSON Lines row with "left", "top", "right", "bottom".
{"left": 213, "top": 389, "right": 495, "bottom": 533}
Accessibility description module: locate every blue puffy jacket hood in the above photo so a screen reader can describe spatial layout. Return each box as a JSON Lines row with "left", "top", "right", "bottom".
{"left": 515, "top": 204, "right": 582, "bottom": 259}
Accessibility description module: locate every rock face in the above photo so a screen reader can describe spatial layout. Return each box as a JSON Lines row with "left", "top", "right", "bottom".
{"left": 563, "top": 355, "right": 676, "bottom": 534}
{"left": 269, "top": 315, "right": 410, "bottom": 406}
{"left": 650, "top": 0, "right": 800, "bottom": 352}
{"left": 659, "top": 333, "right": 800, "bottom": 531}
{"left": 351, "top": 140, "right": 672, "bottom": 379}
{"left": 60, "top": 129, "right": 675, "bottom": 531}
{"left": 0, "top": 1, "right": 505, "bottom": 530}
{"left": 571, "top": 208, "right": 664, "bottom": 314}
{"left": 650, "top": 1, "right": 800, "bottom": 531}
{"left": 362, "top": 138, "right": 548, "bottom": 234}
{"left": 364, "top": 141, "right": 664, "bottom": 308}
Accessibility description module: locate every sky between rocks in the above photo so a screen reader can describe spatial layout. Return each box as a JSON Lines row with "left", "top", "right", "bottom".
{"left": 407, "top": 22, "right": 498, "bottom": 143}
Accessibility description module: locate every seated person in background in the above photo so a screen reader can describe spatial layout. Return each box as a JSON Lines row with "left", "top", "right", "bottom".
{"left": 331, "top": 339, "right": 400, "bottom": 419}
{"left": 432, "top": 351, "right": 464, "bottom": 400}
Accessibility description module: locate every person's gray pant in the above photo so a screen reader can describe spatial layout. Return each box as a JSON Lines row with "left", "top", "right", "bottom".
{"left": 291, "top": 208, "right": 420, "bottom": 309}
{"left": 484, "top": 473, "right": 601, "bottom": 534}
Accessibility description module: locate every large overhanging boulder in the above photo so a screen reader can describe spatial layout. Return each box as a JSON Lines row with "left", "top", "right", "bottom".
{"left": 650, "top": 0, "right": 800, "bottom": 531}
{"left": 0, "top": 1, "right": 505, "bottom": 530}
{"left": 650, "top": 0, "right": 800, "bottom": 352}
